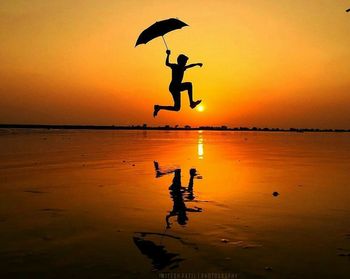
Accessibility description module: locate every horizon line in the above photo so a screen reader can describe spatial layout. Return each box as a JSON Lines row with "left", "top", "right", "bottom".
{"left": 0, "top": 124, "right": 349, "bottom": 133}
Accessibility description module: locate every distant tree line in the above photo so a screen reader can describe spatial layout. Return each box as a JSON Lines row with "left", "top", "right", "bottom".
{"left": 0, "top": 124, "right": 349, "bottom": 132}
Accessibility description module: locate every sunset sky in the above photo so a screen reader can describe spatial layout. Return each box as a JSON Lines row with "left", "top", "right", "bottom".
{"left": 1, "top": 0, "right": 349, "bottom": 128}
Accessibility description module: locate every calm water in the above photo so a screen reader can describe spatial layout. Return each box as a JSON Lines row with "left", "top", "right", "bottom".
{"left": 1, "top": 129, "right": 350, "bottom": 278}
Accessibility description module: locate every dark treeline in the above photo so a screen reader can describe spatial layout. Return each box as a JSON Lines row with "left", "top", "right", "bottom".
{"left": 0, "top": 124, "right": 349, "bottom": 133}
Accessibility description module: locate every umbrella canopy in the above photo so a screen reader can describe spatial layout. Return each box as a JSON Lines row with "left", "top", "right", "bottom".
{"left": 346, "top": 8, "right": 350, "bottom": 12}
{"left": 135, "top": 18, "right": 188, "bottom": 49}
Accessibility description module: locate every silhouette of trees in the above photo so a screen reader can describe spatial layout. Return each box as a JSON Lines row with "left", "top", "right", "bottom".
{"left": 0, "top": 124, "right": 349, "bottom": 133}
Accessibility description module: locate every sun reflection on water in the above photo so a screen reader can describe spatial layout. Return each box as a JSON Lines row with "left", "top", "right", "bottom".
{"left": 197, "top": 131, "right": 204, "bottom": 159}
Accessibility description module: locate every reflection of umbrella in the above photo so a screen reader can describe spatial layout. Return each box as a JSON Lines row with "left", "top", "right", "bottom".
{"left": 135, "top": 18, "right": 188, "bottom": 50}
{"left": 133, "top": 236, "right": 183, "bottom": 270}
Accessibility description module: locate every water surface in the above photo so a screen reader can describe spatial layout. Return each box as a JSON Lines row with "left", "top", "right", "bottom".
{"left": 1, "top": 129, "right": 350, "bottom": 278}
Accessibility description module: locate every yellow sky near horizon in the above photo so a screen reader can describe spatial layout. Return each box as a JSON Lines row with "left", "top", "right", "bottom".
{"left": 0, "top": 0, "right": 349, "bottom": 128}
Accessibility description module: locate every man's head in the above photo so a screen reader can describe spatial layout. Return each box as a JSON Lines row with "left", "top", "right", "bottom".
{"left": 177, "top": 54, "right": 188, "bottom": 66}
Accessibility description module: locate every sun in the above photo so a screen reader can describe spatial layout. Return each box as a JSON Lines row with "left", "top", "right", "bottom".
{"left": 196, "top": 105, "right": 205, "bottom": 112}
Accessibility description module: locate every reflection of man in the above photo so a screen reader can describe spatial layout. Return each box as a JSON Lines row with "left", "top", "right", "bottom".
{"left": 153, "top": 162, "right": 202, "bottom": 228}
{"left": 166, "top": 169, "right": 202, "bottom": 228}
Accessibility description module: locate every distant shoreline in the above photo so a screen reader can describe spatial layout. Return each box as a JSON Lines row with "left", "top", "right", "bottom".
{"left": 0, "top": 124, "right": 349, "bottom": 133}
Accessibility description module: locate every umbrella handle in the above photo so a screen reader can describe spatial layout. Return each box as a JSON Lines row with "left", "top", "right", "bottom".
{"left": 162, "top": 36, "right": 169, "bottom": 50}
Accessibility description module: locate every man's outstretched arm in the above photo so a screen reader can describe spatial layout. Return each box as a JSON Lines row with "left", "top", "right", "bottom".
{"left": 165, "top": 50, "right": 174, "bottom": 67}
{"left": 185, "top": 63, "right": 203, "bottom": 70}
{"left": 186, "top": 206, "right": 202, "bottom": 212}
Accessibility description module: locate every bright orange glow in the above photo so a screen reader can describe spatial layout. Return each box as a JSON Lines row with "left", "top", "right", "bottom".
{"left": 197, "top": 131, "right": 204, "bottom": 159}
{"left": 196, "top": 105, "right": 205, "bottom": 112}
{"left": 0, "top": 1, "right": 349, "bottom": 128}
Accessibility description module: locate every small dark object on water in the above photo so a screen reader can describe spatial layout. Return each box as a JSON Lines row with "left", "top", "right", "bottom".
{"left": 221, "top": 238, "right": 229, "bottom": 243}
{"left": 132, "top": 164, "right": 135, "bottom": 166}
{"left": 265, "top": 266, "right": 273, "bottom": 271}
{"left": 40, "top": 208, "right": 65, "bottom": 212}
{"left": 272, "top": 191, "right": 279, "bottom": 197}
{"left": 42, "top": 235, "right": 53, "bottom": 241}
{"left": 24, "top": 190, "right": 47, "bottom": 194}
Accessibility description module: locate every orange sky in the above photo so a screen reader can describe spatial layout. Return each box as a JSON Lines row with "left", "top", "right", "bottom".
{"left": 0, "top": 0, "right": 349, "bottom": 128}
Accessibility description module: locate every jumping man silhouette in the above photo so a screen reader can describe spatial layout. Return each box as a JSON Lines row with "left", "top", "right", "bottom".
{"left": 153, "top": 50, "right": 203, "bottom": 117}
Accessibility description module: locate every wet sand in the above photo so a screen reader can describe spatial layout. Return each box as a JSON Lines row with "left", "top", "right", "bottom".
{"left": 1, "top": 129, "right": 350, "bottom": 278}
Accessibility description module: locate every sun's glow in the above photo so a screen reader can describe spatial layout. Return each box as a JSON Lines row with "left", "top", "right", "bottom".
{"left": 197, "top": 131, "right": 204, "bottom": 159}
{"left": 196, "top": 105, "right": 205, "bottom": 112}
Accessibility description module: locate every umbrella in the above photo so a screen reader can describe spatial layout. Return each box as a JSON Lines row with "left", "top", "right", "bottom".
{"left": 135, "top": 18, "right": 188, "bottom": 50}
{"left": 346, "top": 8, "right": 350, "bottom": 12}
